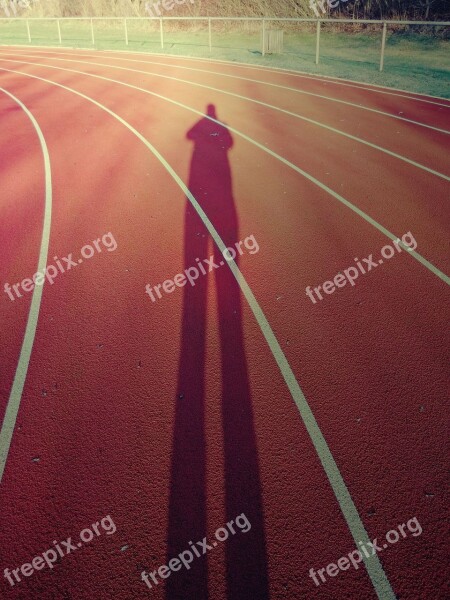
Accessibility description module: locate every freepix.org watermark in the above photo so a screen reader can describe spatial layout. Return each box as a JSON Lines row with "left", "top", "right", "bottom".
{"left": 0, "top": 0, "right": 37, "bottom": 17}
{"left": 3, "top": 232, "right": 117, "bottom": 301}
{"left": 3, "top": 515, "right": 116, "bottom": 587}
{"left": 309, "top": 0, "right": 349, "bottom": 17}
{"left": 141, "top": 513, "right": 251, "bottom": 591}
{"left": 145, "top": 0, "right": 194, "bottom": 17}
{"left": 305, "top": 231, "right": 417, "bottom": 304}
{"left": 308, "top": 516, "right": 422, "bottom": 587}
{"left": 145, "top": 234, "right": 259, "bottom": 303}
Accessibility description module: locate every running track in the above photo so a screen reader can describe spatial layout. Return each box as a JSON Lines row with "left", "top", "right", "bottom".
{"left": 0, "top": 47, "right": 449, "bottom": 600}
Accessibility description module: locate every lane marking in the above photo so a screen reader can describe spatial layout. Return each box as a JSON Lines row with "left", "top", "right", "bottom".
{"left": 125, "top": 53, "right": 450, "bottom": 106}
{"left": 2, "top": 62, "right": 448, "bottom": 287}
{"left": 0, "top": 88, "right": 52, "bottom": 484}
{"left": 5, "top": 48, "right": 449, "bottom": 135}
{"left": 7, "top": 50, "right": 448, "bottom": 181}
{"left": 8, "top": 45, "right": 450, "bottom": 107}
{"left": 2, "top": 68, "right": 396, "bottom": 600}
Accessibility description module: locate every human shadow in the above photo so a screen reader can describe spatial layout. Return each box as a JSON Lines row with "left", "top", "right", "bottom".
{"left": 166, "top": 105, "right": 270, "bottom": 600}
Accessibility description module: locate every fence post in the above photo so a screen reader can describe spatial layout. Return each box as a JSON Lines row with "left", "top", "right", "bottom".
{"left": 90, "top": 18, "right": 95, "bottom": 45}
{"left": 26, "top": 20, "right": 31, "bottom": 43}
{"left": 380, "top": 21, "right": 387, "bottom": 71}
{"left": 208, "top": 18, "right": 212, "bottom": 52}
{"left": 160, "top": 18, "right": 164, "bottom": 49}
{"left": 262, "top": 18, "right": 266, "bottom": 56}
{"left": 57, "top": 20, "right": 62, "bottom": 44}
{"left": 124, "top": 18, "right": 128, "bottom": 45}
{"left": 315, "top": 20, "right": 321, "bottom": 65}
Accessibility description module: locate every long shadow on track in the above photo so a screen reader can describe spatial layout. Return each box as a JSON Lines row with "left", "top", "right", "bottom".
{"left": 166, "top": 104, "right": 270, "bottom": 600}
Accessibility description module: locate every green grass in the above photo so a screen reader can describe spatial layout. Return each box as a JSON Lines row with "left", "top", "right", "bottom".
{"left": 1, "top": 20, "right": 449, "bottom": 97}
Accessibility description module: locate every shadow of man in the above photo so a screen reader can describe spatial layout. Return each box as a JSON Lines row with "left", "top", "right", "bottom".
{"left": 166, "top": 105, "right": 270, "bottom": 600}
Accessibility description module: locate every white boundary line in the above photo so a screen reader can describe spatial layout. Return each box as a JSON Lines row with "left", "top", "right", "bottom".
{"left": 81, "top": 48, "right": 450, "bottom": 107}
{"left": 0, "top": 66, "right": 396, "bottom": 600}
{"left": 5, "top": 50, "right": 448, "bottom": 181}
{"left": 3, "top": 43, "right": 450, "bottom": 104}
{"left": 4, "top": 47, "right": 448, "bottom": 134}
{"left": 1, "top": 60, "right": 449, "bottom": 287}
{"left": 111, "top": 50, "right": 450, "bottom": 104}
{"left": 0, "top": 87, "right": 52, "bottom": 484}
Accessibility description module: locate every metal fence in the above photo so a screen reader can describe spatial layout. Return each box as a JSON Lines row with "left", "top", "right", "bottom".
{"left": 0, "top": 16, "right": 448, "bottom": 71}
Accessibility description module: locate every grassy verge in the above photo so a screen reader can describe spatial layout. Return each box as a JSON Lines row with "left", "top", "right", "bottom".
{"left": 1, "top": 20, "right": 449, "bottom": 97}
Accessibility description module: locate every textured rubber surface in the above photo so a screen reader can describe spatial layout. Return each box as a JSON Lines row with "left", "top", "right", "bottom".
{"left": 0, "top": 48, "right": 449, "bottom": 600}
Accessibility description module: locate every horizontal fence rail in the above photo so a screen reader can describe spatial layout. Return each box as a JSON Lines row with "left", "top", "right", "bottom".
{"left": 0, "top": 17, "right": 449, "bottom": 24}
{"left": 0, "top": 16, "right": 448, "bottom": 73}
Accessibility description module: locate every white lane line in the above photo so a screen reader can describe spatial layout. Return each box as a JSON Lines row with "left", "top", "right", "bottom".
{"left": 1, "top": 61, "right": 448, "bottom": 287}
{"left": 121, "top": 52, "right": 450, "bottom": 106}
{"left": 8, "top": 45, "right": 450, "bottom": 107}
{"left": 6, "top": 51, "right": 448, "bottom": 182}
{"left": 153, "top": 56, "right": 450, "bottom": 107}
{"left": 2, "top": 67, "right": 396, "bottom": 600}
{"left": 5, "top": 48, "right": 449, "bottom": 134}
{"left": 0, "top": 88, "right": 52, "bottom": 484}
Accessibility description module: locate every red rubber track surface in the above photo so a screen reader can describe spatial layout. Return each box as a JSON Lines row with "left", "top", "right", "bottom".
{"left": 0, "top": 48, "right": 449, "bottom": 600}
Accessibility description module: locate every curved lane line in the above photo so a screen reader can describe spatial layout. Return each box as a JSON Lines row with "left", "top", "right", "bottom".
{"left": 9, "top": 45, "right": 450, "bottom": 107}
{"left": 1, "top": 62, "right": 448, "bottom": 287}
{"left": 120, "top": 51, "right": 450, "bottom": 106}
{"left": 6, "top": 48, "right": 448, "bottom": 135}
{"left": 1, "top": 68, "right": 396, "bottom": 600}
{"left": 0, "top": 88, "right": 52, "bottom": 484}
{"left": 6, "top": 51, "right": 448, "bottom": 182}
